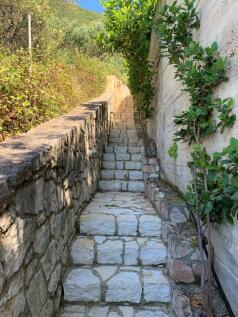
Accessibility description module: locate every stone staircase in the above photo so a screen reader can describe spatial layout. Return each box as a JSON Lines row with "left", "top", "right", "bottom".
{"left": 98, "top": 104, "right": 145, "bottom": 193}
{"left": 58, "top": 104, "right": 173, "bottom": 317}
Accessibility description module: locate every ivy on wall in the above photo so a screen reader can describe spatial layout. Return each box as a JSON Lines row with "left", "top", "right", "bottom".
{"left": 156, "top": 0, "right": 238, "bottom": 315}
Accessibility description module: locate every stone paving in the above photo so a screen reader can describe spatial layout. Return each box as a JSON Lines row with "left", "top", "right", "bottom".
{"left": 58, "top": 102, "right": 173, "bottom": 316}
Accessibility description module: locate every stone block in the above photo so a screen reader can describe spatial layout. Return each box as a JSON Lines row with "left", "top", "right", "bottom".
{"left": 106, "top": 272, "right": 142, "bottom": 303}
{"left": 109, "top": 137, "right": 124, "bottom": 144}
{"left": 103, "top": 153, "right": 115, "bottom": 161}
{"left": 25, "top": 258, "right": 37, "bottom": 286}
{"left": 80, "top": 213, "right": 116, "bottom": 236}
{"left": 15, "top": 178, "right": 44, "bottom": 214}
{"left": 115, "top": 170, "right": 128, "bottom": 180}
{"left": 40, "top": 299, "right": 54, "bottom": 317}
{"left": 114, "top": 146, "right": 128, "bottom": 154}
{"left": 99, "top": 180, "right": 122, "bottom": 191}
{"left": 143, "top": 165, "right": 156, "bottom": 173}
{"left": 0, "top": 291, "right": 25, "bottom": 317}
{"left": 118, "top": 215, "right": 138, "bottom": 236}
{"left": 0, "top": 270, "right": 23, "bottom": 309}
{"left": 71, "top": 237, "right": 95, "bottom": 265}
{"left": 48, "top": 263, "right": 62, "bottom": 295}
{"left": 88, "top": 307, "right": 109, "bottom": 317}
{"left": 26, "top": 271, "right": 48, "bottom": 317}
{"left": 128, "top": 147, "right": 141, "bottom": 154}
{"left": 44, "top": 180, "right": 58, "bottom": 213}
{"left": 102, "top": 161, "right": 116, "bottom": 170}
{"left": 2, "top": 218, "right": 35, "bottom": 278}
{"left": 143, "top": 269, "right": 171, "bottom": 303}
{"left": 97, "top": 240, "right": 123, "bottom": 264}
{"left": 121, "top": 181, "right": 128, "bottom": 191}
{"left": 105, "top": 146, "right": 113, "bottom": 153}
{"left": 134, "top": 309, "right": 169, "bottom": 317}
{"left": 124, "top": 241, "right": 139, "bottom": 265}
{"left": 40, "top": 240, "right": 57, "bottom": 281}
{"left": 64, "top": 268, "right": 101, "bottom": 302}
{"left": 169, "top": 259, "right": 194, "bottom": 283}
{"left": 169, "top": 205, "right": 187, "bottom": 223}
{"left": 125, "top": 162, "right": 141, "bottom": 170}
{"left": 131, "top": 154, "right": 142, "bottom": 161}
{"left": 140, "top": 240, "right": 167, "bottom": 265}
{"left": 129, "top": 171, "right": 143, "bottom": 180}
{"left": 172, "top": 290, "right": 193, "bottom": 317}
{"left": 116, "top": 154, "right": 131, "bottom": 161}
{"left": 116, "top": 161, "right": 124, "bottom": 170}
{"left": 34, "top": 223, "right": 50, "bottom": 255}
{"left": 128, "top": 181, "right": 144, "bottom": 192}
{"left": 101, "top": 170, "right": 114, "bottom": 180}
{"left": 0, "top": 175, "right": 11, "bottom": 212}
{"left": 139, "top": 215, "right": 161, "bottom": 237}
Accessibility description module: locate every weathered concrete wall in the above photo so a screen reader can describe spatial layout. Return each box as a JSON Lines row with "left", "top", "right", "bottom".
{"left": 0, "top": 76, "right": 122, "bottom": 317}
{"left": 147, "top": 0, "right": 238, "bottom": 314}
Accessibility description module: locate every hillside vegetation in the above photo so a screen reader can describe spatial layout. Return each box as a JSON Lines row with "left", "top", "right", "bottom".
{"left": 0, "top": 0, "right": 126, "bottom": 140}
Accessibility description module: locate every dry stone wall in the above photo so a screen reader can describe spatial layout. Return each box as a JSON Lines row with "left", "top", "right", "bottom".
{"left": 0, "top": 76, "right": 121, "bottom": 317}
{"left": 147, "top": 0, "right": 238, "bottom": 314}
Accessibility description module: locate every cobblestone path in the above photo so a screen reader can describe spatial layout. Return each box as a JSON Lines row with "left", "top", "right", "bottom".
{"left": 58, "top": 98, "right": 173, "bottom": 316}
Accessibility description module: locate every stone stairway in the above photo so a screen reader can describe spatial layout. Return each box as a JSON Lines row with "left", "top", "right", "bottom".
{"left": 98, "top": 103, "right": 145, "bottom": 193}
{"left": 58, "top": 104, "right": 173, "bottom": 317}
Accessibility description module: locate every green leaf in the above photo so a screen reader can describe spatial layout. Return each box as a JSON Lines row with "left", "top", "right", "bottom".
{"left": 211, "top": 41, "right": 218, "bottom": 52}
{"left": 231, "top": 191, "right": 238, "bottom": 201}
{"left": 204, "top": 201, "right": 213, "bottom": 214}
{"left": 226, "top": 215, "right": 234, "bottom": 225}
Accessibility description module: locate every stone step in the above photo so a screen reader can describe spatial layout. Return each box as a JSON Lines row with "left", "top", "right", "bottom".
{"left": 101, "top": 170, "right": 143, "bottom": 181}
{"left": 112, "top": 123, "right": 136, "bottom": 129}
{"left": 103, "top": 153, "right": 142, "bottom": 162}
{"left": 109, "top": 142, "right": 139, "bottom": 147}
{"left": 108, "top": 137, "right": 139, "bottom": 145}
{"left": 63, "top": 266, "right": 171, "bottom": 304}
{"left": 70, "top": 236, "right": 167, "bottom": 266}
{"left": 99, "top": 180, "right": 144, "bottom": 192}
{"left": 110, "top": 129, "right": 138, "bottom": 138}
{"left": 59, "top": 304, "right": 171, "bottom": 317}
{"left": 102, "top": 161, "right": 142, "bottom": 171}
{"left": 79, "top": 211, "right": 161, "bottom": 237}
{"left": 105, "top": 145, "right": 142, "bottom": 154}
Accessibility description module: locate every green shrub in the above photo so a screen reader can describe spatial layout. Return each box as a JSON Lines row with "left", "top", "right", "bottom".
{"left": 101, "top": 0, "right": 157, "bottom": 117}
{"left": 0, "top": 50, "right": 75, "bottom": 137}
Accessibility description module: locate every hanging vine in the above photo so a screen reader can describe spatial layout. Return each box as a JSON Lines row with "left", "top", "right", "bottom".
{"left": 156, "top": 0, "right": 238, "bottom": 315}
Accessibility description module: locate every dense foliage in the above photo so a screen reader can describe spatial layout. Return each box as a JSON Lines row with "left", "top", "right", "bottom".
{"left": 101, "top": 0, "right": 157, "bottom": 117}
{"left": 186, "top": 139, "right": 238, "bottom": 225}
{"left": 0, "top": 0, "right": 126, "bottom": 139}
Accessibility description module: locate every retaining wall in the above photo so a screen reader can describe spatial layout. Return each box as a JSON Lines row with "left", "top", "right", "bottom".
{"left": 147, "top": 0, "right": 238, "bottom": 314}
{"left": 0, "top": 76, "right": 122, "bottom": 316}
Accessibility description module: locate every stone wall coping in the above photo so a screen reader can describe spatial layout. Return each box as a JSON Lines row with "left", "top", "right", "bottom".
{"left": 0, "top": 104, "right": 101, "bottom": 187}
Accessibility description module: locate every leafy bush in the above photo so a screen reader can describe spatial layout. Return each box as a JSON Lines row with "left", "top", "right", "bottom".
{"left": 186, "top": 139, "right": 238, "bottom": 225}
{"left": 0, "top": 50, "right": 75, "bottom": 137}
{"left": 0, "top": 0, "right": 48, "bottom": 52}
{"left": 101, "top": 0, "right": 157, "bottom": 117}
{"left": 0, "top": 0, "right": 127, "bottom": 139}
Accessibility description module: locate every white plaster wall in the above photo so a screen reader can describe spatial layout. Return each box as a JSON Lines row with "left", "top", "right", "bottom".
{"left": 148, "top": 0, "right": 238, "bottom": 314}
